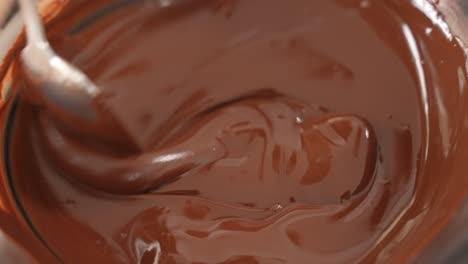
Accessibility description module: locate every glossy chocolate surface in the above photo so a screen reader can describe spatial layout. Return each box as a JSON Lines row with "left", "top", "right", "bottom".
{"left": 1, "top": 0, "right": 468, "bottom": 263}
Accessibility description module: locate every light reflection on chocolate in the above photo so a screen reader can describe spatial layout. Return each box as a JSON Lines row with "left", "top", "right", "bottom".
{"left": 0, "top": 0, "right": 467, "bottom": 263}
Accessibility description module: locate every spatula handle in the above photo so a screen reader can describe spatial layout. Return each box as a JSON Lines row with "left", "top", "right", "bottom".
{"left": 18, "top": 0, "right": 46, "bottom": 44}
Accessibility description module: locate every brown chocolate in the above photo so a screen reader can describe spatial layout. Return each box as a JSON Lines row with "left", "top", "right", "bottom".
{"left": 0, "top": 0, "right": 468, "bottom": 263}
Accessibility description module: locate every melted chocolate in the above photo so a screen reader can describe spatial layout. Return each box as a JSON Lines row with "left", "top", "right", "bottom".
{"left": 1, "top": 0, "right": 468, "bottom": 263}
